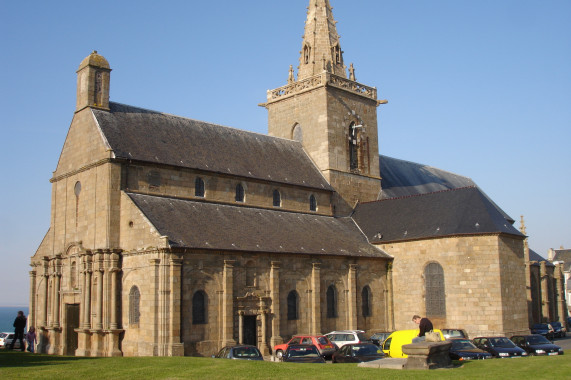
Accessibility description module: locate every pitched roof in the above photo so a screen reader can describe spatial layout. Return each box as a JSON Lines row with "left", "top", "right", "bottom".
{"left": 551, "top": 249, "right": 571, "bottom": 271}
{"left": 352, "top": 186, "right": 525, "bottom": 243}
{"left": 528, "top": 249, "right": 554, "bottom": 267}
{"left": 379, "top": 155, "right": 514, "bottom": 224}
{"left": 127, "top": 192, "right": 391, "bottom": 258}
{"left": 93, "top": 102, "right": 332, "bottom": 191}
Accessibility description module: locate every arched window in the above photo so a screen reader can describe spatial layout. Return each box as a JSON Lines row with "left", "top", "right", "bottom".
{"left": 292, "top": 124, "right": 303, "bottom": 142}
{"left": 245, "top": 261, "right": 256, "bottom": 287}
{"left": 273, "top": 189, "right": 281, "bottom": 207}
{"left": 287, "top": 290, "right": 299, "bottom": 320}
{"left": 192, "top": 291, "right": 207, "bottom": 324}
{"left": 70, "top": 261, "right": 77, "bottom": 289}
{"left": 129, "top": 286, "right": 140, "bottom": 325}
{"left": 195, "top": 177, "right": 205, "bottom": 197}
{"left": 74, "top": 181, "right": 81, "bottom": 228}
{"left": 309, "top": 194, "right": 317, "bottom": 212}
{"left": 235, "top": 184, "right": 245, "bottom": 202}
{"left": 333, "top": 44, "right": 341, "bottom": 64}
{"left": 326, "top": 285, "right": 337, "bottom": 318}
{"left": 303, "top": 44, "right": 311, "bottom": 64}
{"left": 349, "top": 123, "right": 358, "bottom": 170}
{"left": 362, "top": 286, "right": 371, "bottom": 317}
{"left": 425, "top": 262, "right": 446, "bottom": 318}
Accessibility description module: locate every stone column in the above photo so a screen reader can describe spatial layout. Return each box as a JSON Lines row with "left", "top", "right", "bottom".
{"left": 555, "top": 263, "right": 567, "bottom": 322}
{"left": 386, "top": 261, "right": 395, "bottom": 331}
{"left": 540, "top": 261, "right": 550, "bottom": 321}
{"left": 76, "top": 254, "right": 92, "bottom": 357}
{"left": 95, "top": 254, "right": 104, "bottom": 330}
{"left": 105, "top": 252, "right": 123, "bottom": 357}
{"left": 169, "top": 256, "right": 184, "bottom": 356}
{"left": 259, "top": 310, "right": 269, "bottom": 356}
{"left": 311, "top": 262, "right": 321, "bottom": 335}
{"left": 53, "top": 270, "right": 61, "bottom": 329}
{"left": 222, "top": 260, "right": 236, "bottom": 347}
{"left": 347, "top": 264, "right": 358, "bottom": 330}
{"left": 38, "top": 259, "right": 49, "bottom": 354}
{"left": 29, "top": 270, "right": 37, "bottom": 330}
{"left": 269, "top": 261, "right": 283, "bottom": 348}
{"left": 238, "top": 312, "right": 244, "bottom": 344}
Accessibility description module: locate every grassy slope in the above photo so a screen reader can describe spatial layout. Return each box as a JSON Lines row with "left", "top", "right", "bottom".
{"left": 0, "top": 351, "right": 569, "bottom": 379}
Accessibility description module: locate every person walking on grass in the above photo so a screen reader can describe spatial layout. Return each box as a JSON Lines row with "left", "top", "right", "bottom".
{"left": 26, "top": 326, "right": 37, "bottom": 353}
{"left": 9, "top": 310, "right": 26, "bottom": 351}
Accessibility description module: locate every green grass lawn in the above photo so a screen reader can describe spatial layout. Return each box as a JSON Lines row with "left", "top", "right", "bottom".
{"left": 0, "top": 350, "right": 569, "bottom": 379}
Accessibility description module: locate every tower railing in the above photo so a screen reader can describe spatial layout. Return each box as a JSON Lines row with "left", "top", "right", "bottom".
{"left": 267, "top": 72, "right": 377, "bottom": 102}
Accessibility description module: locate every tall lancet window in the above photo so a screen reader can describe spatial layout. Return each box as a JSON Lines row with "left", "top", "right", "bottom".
{"left": 349, "top": 123, "right": 358, "bottom": 171}
{"left": 333, "top": 44, "right": 341, "bottom": 64}
{"left": 94, "top": 71, "right": 103, "bottom": 105}
{"left": 425, "top": 262, "right": 446, "bottom": 318}
{"left": 303, "top": 44, "right": 311, "bottom": 64}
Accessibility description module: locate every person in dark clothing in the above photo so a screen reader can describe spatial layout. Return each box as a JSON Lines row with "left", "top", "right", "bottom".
{"left": 412, "top": 314, "right": 433, "bottom": 343}
{"left": 9, "top": 310, "right": 27, "bottom": 351}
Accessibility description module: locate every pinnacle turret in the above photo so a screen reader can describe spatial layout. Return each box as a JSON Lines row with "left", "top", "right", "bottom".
{"left": 297, "top": 0, "right": 346, "bottom": 81}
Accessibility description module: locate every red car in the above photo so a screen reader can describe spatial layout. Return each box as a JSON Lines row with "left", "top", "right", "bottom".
{"left": 274, "top": 335, "right": 336, "bottom": 360}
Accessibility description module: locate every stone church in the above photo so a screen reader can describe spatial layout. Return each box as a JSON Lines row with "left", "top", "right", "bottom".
{"left": 29, "top": 0, "right": 530, "bottom": 357}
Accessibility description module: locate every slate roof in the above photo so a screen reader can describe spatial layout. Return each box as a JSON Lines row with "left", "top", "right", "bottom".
{"left": 379, "top": 155, "right": 514, "bottom": 224}
{"left": 551, "top": 249, "right": 571, "bottom": 271}
{"left": 528, "top": 249, "right": 554, "bottom": 267}
{"left": 92, "top": 102, "right": 332, "bottom": 191}
{"left": 127, "top": 192, "right": 391, "bottom": 258}
{"left": 352, "top": 186, "right": 525, "bottom": 243}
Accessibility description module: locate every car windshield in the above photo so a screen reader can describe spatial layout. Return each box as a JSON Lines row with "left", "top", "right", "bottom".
{"left": 233, "top": 347, "right": 261, "bottom": 358}
{"left": 0, "top": 333, "right": 7, "bottom": 338}
{"left": 445, "top": 330, "right": 466, "bottom": 338}
{"left": 528, "top": 335, "right": 550, "bottom": 345}
{"left": 532, "top": 324, "right": 549, "bottom": 330}
{"left": 352, "top": 344, "right": 381, "bottom": 356}
{"left": 451, "top": 340, "right": 477, "bottom": 350}
{"left": 488, "top": 338, "right": 515, "bottom": 348}
{"left": 288, "top": 346, "right": 319, "bottom": 358}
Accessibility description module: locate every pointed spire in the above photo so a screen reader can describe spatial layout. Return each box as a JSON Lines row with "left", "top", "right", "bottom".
{"left": 297, "top": 0, "right": 346, "bottom": 80}
{"left": 520, "top": 215, "right": 526, "bottom": 235}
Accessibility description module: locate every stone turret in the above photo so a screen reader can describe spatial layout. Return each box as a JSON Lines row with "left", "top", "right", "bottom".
{"left": 76, "top": 51, "right": 111, "bottom": 112}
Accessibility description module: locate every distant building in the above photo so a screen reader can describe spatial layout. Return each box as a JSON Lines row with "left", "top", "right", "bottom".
{"left": 29, "top": 0, "right": 530, "bottom": 357}
{"left": 548, "top": 247, "right": 571, "bottom": 316}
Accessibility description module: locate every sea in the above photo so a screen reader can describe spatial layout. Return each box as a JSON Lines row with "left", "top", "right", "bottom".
{"left": 0, "top": 306, "right": 29, "bottom": 333}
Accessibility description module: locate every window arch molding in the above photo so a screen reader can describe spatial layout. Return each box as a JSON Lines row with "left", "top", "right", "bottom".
{"left": 292, "top": 123, "right": 303, "bottom": 142}
{"left": 361, "top": 285, "right": 372, "bottom": 317}
{"left": 287, "top": 290, "right": 299, "bottom": 320}
{"left": 309, "top": 194, "right": 317, "bottom": 212}
{"left": 326, "top": 284, "right": 337, "bottom": 318}
{"left": 129, "top": 285, "right": 141, "bottom": 325}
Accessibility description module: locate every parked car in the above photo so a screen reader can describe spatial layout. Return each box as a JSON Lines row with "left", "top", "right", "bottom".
{"left": 381, "top": 329, "right": 445, "bottom": 358}
{"left": 212, "top": 345, "right": 264, "bottom": 361}
{"left": 331, "top": 343, "right": 385, "bottom": 363}
{"left": 325, "top": 330, "right": 371, "bottom": 349}
{"left": 510, "top": 334, "right": 564, "bottom": 356}
{"left": 0, "top": 332, "right": 22, "bottom": 350}
{"left": 530, "top": 323, "right": 555, "bottom": 340}
{"left": 370, "top": 331, "right": 392, "bottom": 347}
{"left": 273, "top": 335, "right": 335, "bottom": 360}
{"left": 282, "top": 344, "right": 326, "bottom": 363}
{"left": 472, "top": 337, "right": 527, "bottom": 358}
{"left": 448, "top": 338, "right": 492, "bottom": 361}
{"left": 441, "top": 328, "right": 468, "bottom": 340}
{"left": 550, "top": 321, "right": 566, "bottom": 338}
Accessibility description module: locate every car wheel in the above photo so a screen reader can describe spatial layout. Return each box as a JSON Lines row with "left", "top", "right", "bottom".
{"left": 276, "top": 350, "right": 283, "bottom": 360}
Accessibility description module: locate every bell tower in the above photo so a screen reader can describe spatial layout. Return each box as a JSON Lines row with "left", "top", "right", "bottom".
{"left": 76, "top": 51, "right": 111, "bottom": 112}
{"left": 262, "top": 0, "right": 384, "bottom": 214}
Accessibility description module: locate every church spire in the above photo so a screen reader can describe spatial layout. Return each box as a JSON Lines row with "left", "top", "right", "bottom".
{"left": 297, "top": 0, "right": 346, "bottom": 81}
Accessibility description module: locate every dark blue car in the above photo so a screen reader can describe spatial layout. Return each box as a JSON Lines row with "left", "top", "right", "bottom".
{"left": 510, "top": 335, "right": 564, "bottom": 356}
{"left": 448, "top": 338, "right": 492, "bottom": 361}
{"left": 530, "top": 323, "right": 555, "bottom": 340}
{"left": 472, "top": 337, "right": 528, "bottom": 358}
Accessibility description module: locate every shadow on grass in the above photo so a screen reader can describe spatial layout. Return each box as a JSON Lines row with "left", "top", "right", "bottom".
{"left": 0, "top": 349, "right": 102, "bottom": 368}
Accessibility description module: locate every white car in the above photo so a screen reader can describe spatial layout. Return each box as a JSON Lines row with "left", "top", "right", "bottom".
{"left": 0, "top": 332, "right": 22, "bottom": 349}
{"left": 325, "top": 330, "right": 370, "bottom": 349}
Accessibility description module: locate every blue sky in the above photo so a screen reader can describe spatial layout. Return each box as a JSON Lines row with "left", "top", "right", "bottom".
{"left": 0, "top": 0, "right": 569, "bottom": 306}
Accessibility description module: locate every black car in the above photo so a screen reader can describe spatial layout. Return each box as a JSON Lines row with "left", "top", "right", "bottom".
{"left": 331, "top": 343, "right": 384, "bottom": 363}
{"left": 510, "top": 334, "right": 564, "bottom": 356}
{"left": 448, "top": 338, "right": 492, "bottom": 361}
{"left": 283, "top": 344, "right": 326, "bottom": 363}
{"left": 472, "top": 337, "right": 528, "bottom": 358}
{"left": 369, "top": 332, "right": 392, "bottom": 347}
{"left": 550, "top": 322, "right": 565, "bottom": 338}
{"left": 530, "top": 323, "right": 555, "bottom": 340}
{"left": 212, "top": 345, "right": 264, "bottom": 360}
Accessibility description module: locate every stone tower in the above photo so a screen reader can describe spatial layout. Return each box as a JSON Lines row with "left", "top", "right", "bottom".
{"left": 76, "top": 50, "right": 111, "bottom": 112}
{"left": 262, "top": 0, "right": 383, "bottom": 215}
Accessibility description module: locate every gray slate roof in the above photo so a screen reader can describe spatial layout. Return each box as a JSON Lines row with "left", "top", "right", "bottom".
{"left": 352, "top": 186, "right": 525, "bottom": 243}
{"left": 379, "top": 155, "right": 514, "bottom": 224}
{"left": 551, "top": 249, "right": 571, "bottom": 271}
{"left": 528, "top": 249, "right": 555, "bottom": 267}
{"left": 93, "top": 102, "right": 332, "bottom": 191}
{"left": 127, "top": 192, "right": 390, "bottom": 258}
